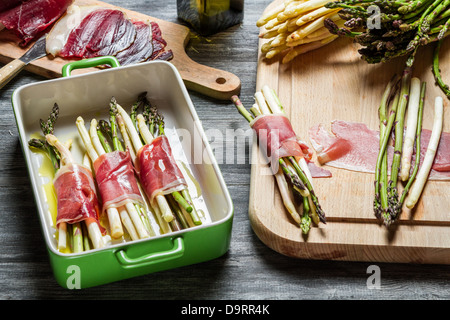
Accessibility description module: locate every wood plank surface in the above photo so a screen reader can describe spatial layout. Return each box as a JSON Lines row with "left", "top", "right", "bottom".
{"left": 1, "top": 0, "right": 449, "bottom": 301}
{"left": 0, "top": 0, "right": 241, "bottom": 100}
{"left": 250, "top": 0, "right": 450, "bottom": 264}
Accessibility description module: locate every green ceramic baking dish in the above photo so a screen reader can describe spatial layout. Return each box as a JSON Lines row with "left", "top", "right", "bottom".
{"left": 12, "top": 56, "right": 234, "bottom": 289}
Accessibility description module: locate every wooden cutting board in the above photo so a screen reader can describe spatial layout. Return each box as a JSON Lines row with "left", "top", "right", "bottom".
{"left": 250, "top": 0, "right": 450, "bottom": 264}
{"left": 0, "top": 0, "right": 240, "bottom": 100}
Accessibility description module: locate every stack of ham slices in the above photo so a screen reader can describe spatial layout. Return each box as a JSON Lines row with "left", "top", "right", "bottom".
{"left": 46, "top": 4, "right": 173, "bottom": 65}
{"left": 0, "top": 1, "right": 173, "bottom": 65}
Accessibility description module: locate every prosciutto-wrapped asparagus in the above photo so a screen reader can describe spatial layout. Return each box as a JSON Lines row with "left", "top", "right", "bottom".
{"left": 28, "top": 103, "right": 108, "bottom": 252}
{"left": 47, "top": 134, "right": 107, "bottom": 250}
{"left": 232, "top": 86, "right": 327, "bottom": 234}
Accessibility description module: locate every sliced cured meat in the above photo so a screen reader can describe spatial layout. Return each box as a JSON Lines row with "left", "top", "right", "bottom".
{"left": 309, "top": 120, "right": 450, "bottom": 180}
{"left": 46, "top": 4, "right": 173, "bottom": 64}
{"left": 53, "top": 163, "right": 105, "bottom": 234}
{"left": 0, "top": 0, "right": 73, "bottom": 46}
{"left": 46, "top": 4, "right": 105, "bottom": 57}
{"left": 250, "top": 114, "right": 309, "bottom": 173}
{"left": 251, "top": 113, "right": 331, "bottom": 177}
{"left": 59, "top": 8, "right": 136, "bottom": 59}
{"left": 307, "top": 162, "right": 333, "bottom": 178}
{"left": 93, "top": 150, "right": 145, "bottom": 213}
{"left": 148, "top": 21, "right": 172, "bottom": 61}
{"left": 84, "top": 11, "right": 136, "bottom": 58}
{"left": 152, "top": 49, "right": 174, "bottom": 61}
{"left": 115, "top": 21, "right": 154, "bottom": 66}
{"left": 309, "top": 121, "right": 384, "bottom": 173}
{"left": 137, "top": 136, "right": 187, "bottom": 204}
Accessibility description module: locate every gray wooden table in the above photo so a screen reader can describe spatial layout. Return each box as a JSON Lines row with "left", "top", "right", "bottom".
{"left": 0, "top": 0, "right": 448, "bottom": 301}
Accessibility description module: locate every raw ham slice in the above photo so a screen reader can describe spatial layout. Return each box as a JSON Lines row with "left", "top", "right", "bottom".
{"left": 46, "top": 4, "right": 105, "bottom": 57}
{"left": 115, "top": 21, "right": 154, "bottom": 66}
{"left": 148, "top": 21, "right": 168, "bottom": 59}
{"left": 0, "top": 0, "right": 73, "bottom": 46}
{"left": 53, "top": 163, "right": 105, "bottom": 234}
{"left": 309, "top": 121, "right": 383, "bottom": 173}
{"left": 309, "top": 120, "right": 450, "bottom": 180}
{"left": 137, "top": 136, "right": 187, "bottom": 204}
{"left": 307, "top": 162, "right": 333, "bottom": 178}
{"left": 93, "top": 150, "right": 145, "bottom": 213}
{"left": 147, "top": 21, "right": 173, "bottom": 61}
{"left": 249, "top": 114, "right": 331, "bottom": 178}
{"left": 250, "top": 114, "right": 307, "bottom": 172}
{"left": 59, "top": 8, "right": 136, "bottom": 59}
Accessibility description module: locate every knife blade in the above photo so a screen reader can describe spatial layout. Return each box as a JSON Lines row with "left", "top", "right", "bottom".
{"left": 0, "top": 34, "right": 47, "bottom": 89}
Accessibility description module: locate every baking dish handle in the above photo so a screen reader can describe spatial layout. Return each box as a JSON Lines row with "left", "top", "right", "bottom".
{"left": 115, "top": 237, "right": 185, "bottom": 269}
{"left": 62, "top": 56, "right": 121, "bottom": 77}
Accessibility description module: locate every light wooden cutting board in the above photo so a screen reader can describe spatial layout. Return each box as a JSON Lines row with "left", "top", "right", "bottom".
{"left": 250, "top": 0, "right": 450, "bottom": 264}
{"left": 0, "top": 0, "right": 241, "bottom": 100}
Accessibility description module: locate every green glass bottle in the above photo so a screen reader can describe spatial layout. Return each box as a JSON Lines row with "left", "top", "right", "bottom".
{"left": 177, "top": 0, "right": 244, "bottom": 36}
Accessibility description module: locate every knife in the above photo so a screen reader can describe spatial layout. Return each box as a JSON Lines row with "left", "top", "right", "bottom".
{"left": 0, "top": 34, "right": 47, "bottom": 89}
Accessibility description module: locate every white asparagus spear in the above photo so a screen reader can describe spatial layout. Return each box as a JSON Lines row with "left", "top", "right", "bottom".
{"left": 76, "top": 117, "right": 124, "bottom": 239}
{"left": 116, "top": 104, "right": 174, "bottom": 223}
{"left": 274, "top": 170, "right": 301, "bottom": 224}
{"left": 116, "top": 113, "right": 137, "bottom": 163}
{"left": 119, "top": 207, "right": 139, "bottom": 241}
{"left": 405, "top": 96, "right": 444, "bottom": 209}
{"left": 46, "top": 134, "right": 105, "bottom": 249}
{"left": 57, "top": 222, "right": 67, "bottom": 251}
{"left": 400, "top": 77, "right": 421, "bottom": 181}
{"left": 254, "top": 91, "right": 272, "bottom": 114}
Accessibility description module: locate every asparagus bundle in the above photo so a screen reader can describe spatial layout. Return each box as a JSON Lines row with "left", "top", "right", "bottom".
{"left": 232, "top": 86, "right": 326, "bottom": 234}
{"left": 373, "top": 69, "right": 438, "bottom": 226}
{"left": 28, "top": 104, "right": 108, "bottom": 252}
{"left": 257, "top": 0, "right": 343, "bottom": 63}
{"left": 323, "top": 0, "right": 450, "bottom": 98}
{"left": 115, "top": 94, "right": 202, "bottom": 234}
{"left": 76, "top": 100, "right": 155, "bottom": 241}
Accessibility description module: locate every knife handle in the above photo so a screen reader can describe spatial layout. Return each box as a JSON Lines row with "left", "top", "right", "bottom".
{"left": 0, "top": 59, "right": 26, "bottom": 90}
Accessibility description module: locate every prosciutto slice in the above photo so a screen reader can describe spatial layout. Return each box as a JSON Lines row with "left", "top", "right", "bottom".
{"left": 59, "top": 8, "right": 136, "bottom": 59}
{"left": 0, "top": 0, "right": 73, "bottom": 46}
{"left": 137, "top": 136, "right": 187, "bottom": 204}
{"left": 309, "top": 120, "right": 450, "bottom": 180}
{"left": 93, "top": 150, "right": 145, "bottom": 213}
{"left": 115, "top": 21, "right": 154, "bottom": 66}
{"left": 53, "top": 163, "right": 105, "bottom": 233}
{"left": 148, "top": 21, "right": 173, "bottom": 61}
{"left": 46, "top": 4, "right": 105, "bottom": 57}
{"left": 250, "top": 114, "right": 324, "bottom": 175}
